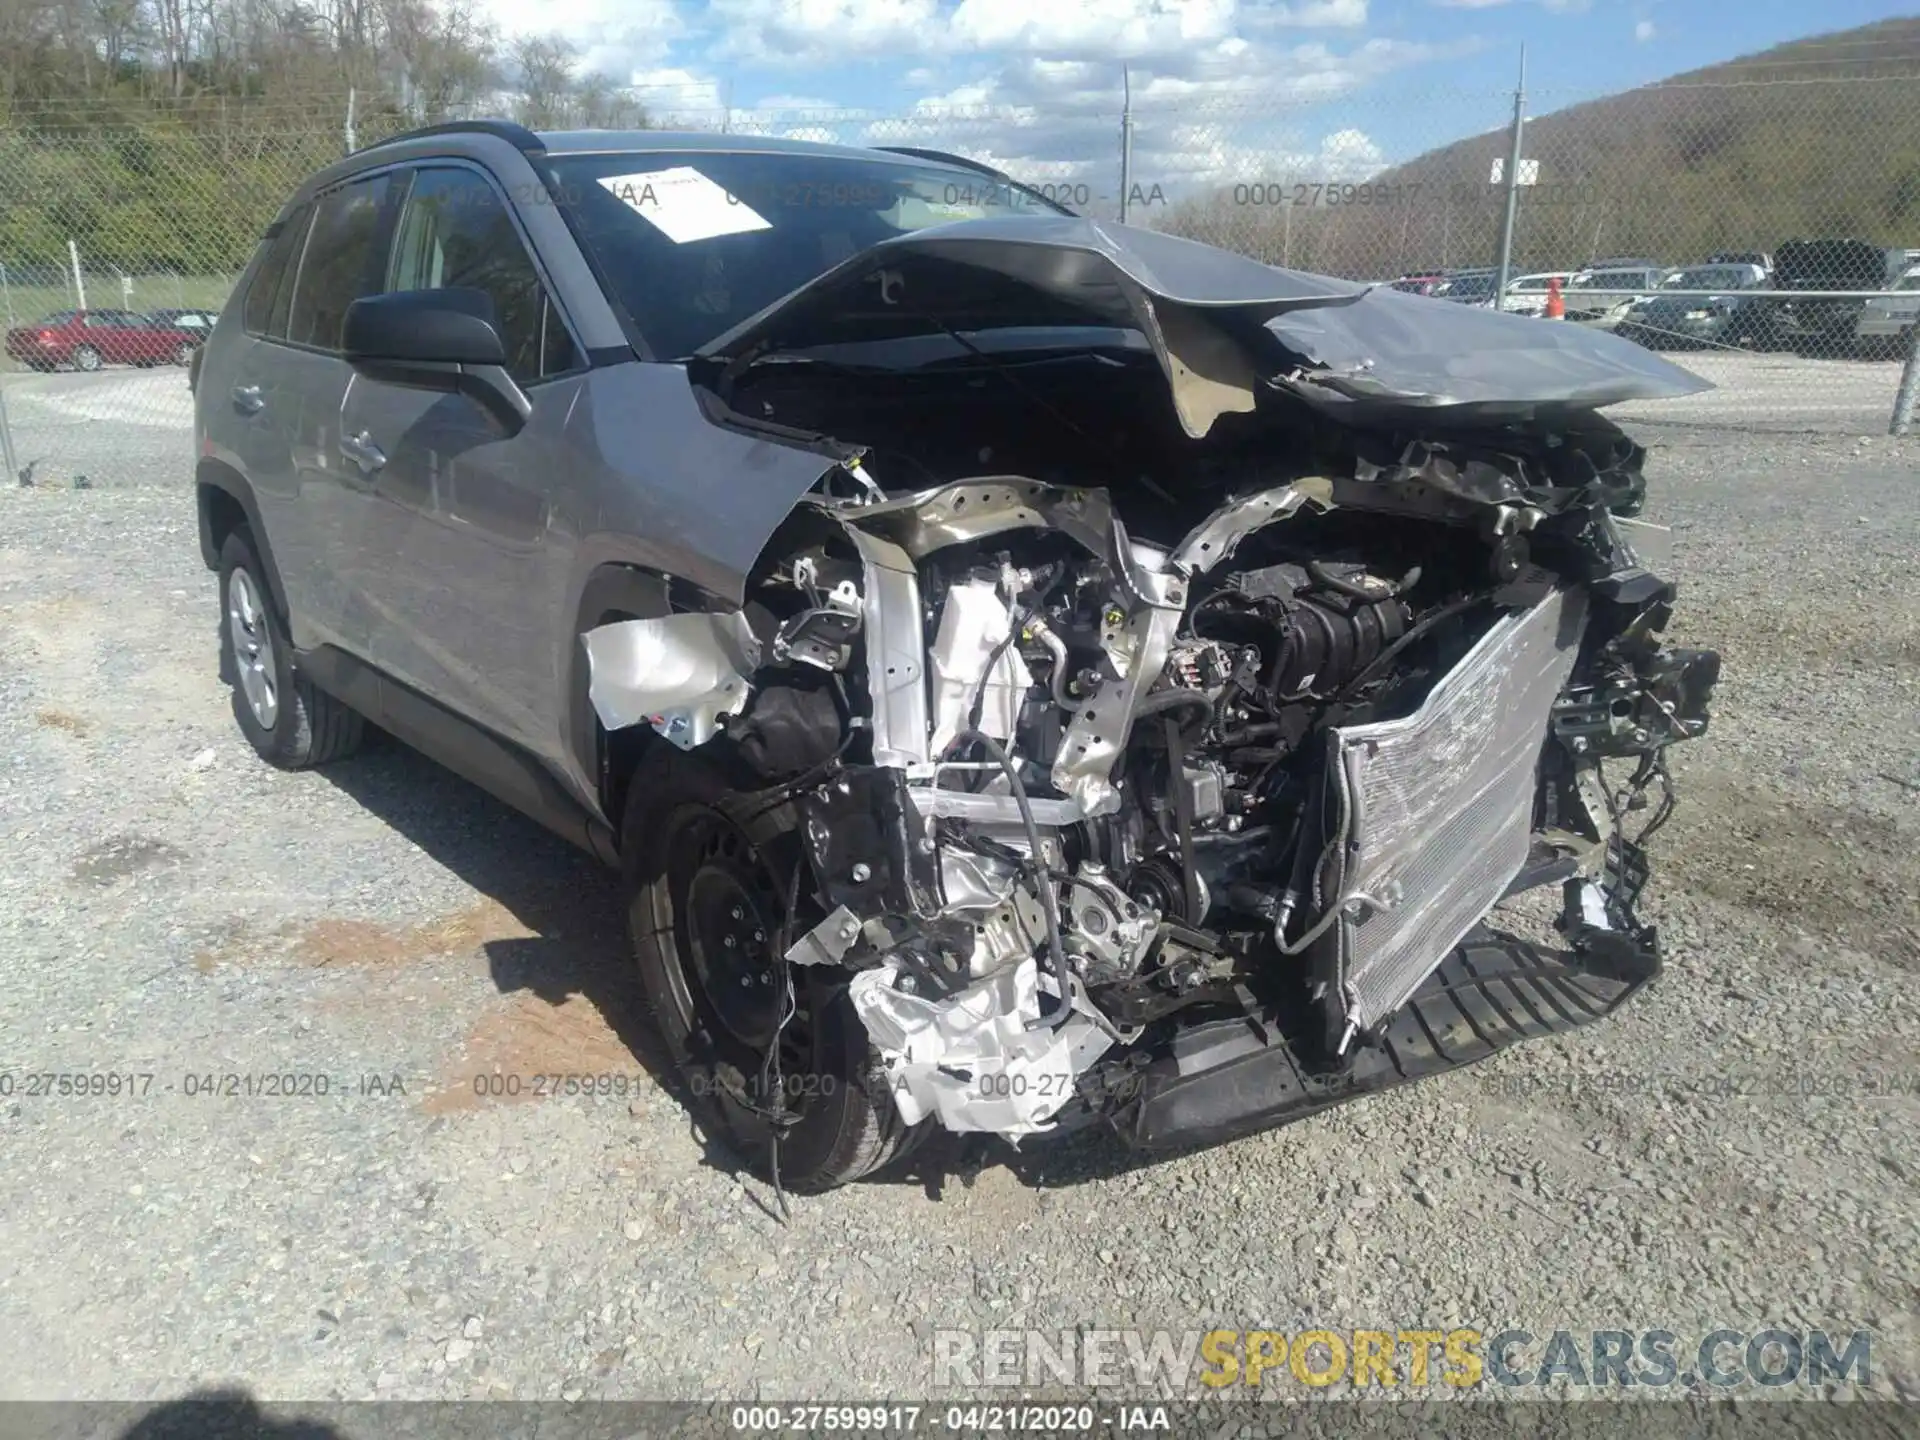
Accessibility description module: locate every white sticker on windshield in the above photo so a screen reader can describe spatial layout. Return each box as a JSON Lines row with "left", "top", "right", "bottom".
{"left": 596, "top": 166, "right": 772, "bottom": 245}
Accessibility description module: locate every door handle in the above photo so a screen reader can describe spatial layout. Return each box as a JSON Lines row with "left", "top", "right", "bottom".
{"left": 340, "top": 430, "right": 387, "bottom": 474}
{"left": 231, "top": 384, "right": 264, "bottom": 415}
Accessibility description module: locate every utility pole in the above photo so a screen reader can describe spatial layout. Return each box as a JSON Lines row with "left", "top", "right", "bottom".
{"left": 68, "top": 239, "right": 86, "bottom": 310}
{"left": 0, "top": 386, "right": 18, "bottom": 489}
{"left": 1283, "top": 177, "right": 1293, "bottom": 267}
{"left": 345, "top": 86, "right": 357, "bottom": 155}
{"left": 1892, "top": 323, "right": 1920, "bottom": 435}
{"left": 1492, "top": 44, "right": 1527, "bottom": 308}
{"left": 1118, "top": 66, "right": 1134, "bottom": 224}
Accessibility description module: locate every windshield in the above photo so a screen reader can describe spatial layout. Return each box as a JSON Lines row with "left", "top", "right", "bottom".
{"left": 1664, "top": 266, "right": 1750, "bottom": 290}
{"left": 1573, "top": 270, "right": 1648, "bottom": 290}
{"left": 545, "top": 149, "right": 1065, "bottom": 358}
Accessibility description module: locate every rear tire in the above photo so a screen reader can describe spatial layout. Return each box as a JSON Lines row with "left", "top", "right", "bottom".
{"left": 624, "top": 748, "right": 921, "bottom": 1193}
{"left": 71, "top": 345, "right": 102, "bottom": 372}
{"left": 218, "top": 526, "right": 363, "bottom": 769}
{"left": 173, "top": 342, "right": 194, "bottom": 366}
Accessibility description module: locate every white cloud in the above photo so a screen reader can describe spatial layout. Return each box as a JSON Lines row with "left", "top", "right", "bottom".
{"left": 947, "top": 0, "right": 1237, "bottom": 58}
{"left": 479, "top": 0, "right": 684, "bottom": 76}
{"left": 751, "top": 93, "right": 843, "bottom": 109}
{"left": 708, "top": 0, "right": 1370, "bottom": 69}
{"left": 469, "top": 0, "right": 1464, "bottom": 199}
{"left": 1634, "top": 18, "right": 1655, "bottom": 40}
{"left": 707, "top": 0, "right": 945, "bottom": 65}
{"left": 1317, "top": 125, "right": 1383, "bottom": 172}
{"left": 1434, "top": 0, "right": 1587, "bottom": 10}
{"left": 1240, "top": 0, "right": 1369, "bottom": 27}
{"left": 852, "top": 30, "right": 1463, "bottom": 204}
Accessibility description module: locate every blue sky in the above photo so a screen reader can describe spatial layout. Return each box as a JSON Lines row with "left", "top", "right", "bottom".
{"left": 476, "top": 0, "right": 1916, "bottom": 193}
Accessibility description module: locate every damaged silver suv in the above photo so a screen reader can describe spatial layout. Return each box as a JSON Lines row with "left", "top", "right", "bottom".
{"left": 193, "top": 122, "right": 1720, "bottom": 1191}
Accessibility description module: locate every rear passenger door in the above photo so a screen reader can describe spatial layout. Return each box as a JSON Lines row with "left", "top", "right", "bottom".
{"left": 338, "top": 162, "right": 587, "bottom": 755}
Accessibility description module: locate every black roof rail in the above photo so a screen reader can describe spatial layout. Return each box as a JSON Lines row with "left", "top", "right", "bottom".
{"left": 872, "top": 144, "right": 1003, "bottom": 178}
{"left": 356, "top": 119, "right": 546, "bottom": 155}
{"left": 870, "top": 145, "right": 1076, "bottom": 216}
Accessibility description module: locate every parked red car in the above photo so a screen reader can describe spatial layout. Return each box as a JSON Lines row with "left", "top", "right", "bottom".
{"left": 4, "top": 308, "right": 201, "bottom": 371}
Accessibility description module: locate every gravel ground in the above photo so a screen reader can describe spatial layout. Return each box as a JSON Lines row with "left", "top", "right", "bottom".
{"left": 0, "top": 418, "right": 1915, "bottom": 1413}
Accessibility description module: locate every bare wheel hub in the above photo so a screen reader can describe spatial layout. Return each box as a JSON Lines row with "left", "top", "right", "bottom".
{"left": 684, "top": 825, "right": 785, "bottom": 1050}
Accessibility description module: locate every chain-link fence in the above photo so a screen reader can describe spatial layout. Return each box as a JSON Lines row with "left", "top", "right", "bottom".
{"left": 3, "top": 72, "right": 1917, "bottom": 486}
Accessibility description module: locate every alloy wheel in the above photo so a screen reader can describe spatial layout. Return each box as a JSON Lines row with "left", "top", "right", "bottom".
{"left": 225, "top": 566, "right": 279, "bottom": 729}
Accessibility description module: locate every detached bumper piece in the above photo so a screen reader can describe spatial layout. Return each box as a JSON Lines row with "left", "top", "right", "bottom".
{"left": 1108, "top": 926, "right": 1659, "bottom": 1154}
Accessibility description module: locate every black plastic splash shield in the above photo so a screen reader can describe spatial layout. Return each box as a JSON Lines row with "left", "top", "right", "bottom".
{"left": 1109, "top": 927, "right": 1660, "bottom": 1154}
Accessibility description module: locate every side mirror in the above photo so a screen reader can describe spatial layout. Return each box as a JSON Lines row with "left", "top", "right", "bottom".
{"left": 342, "top": 288, "right": 530, "bottom": 433}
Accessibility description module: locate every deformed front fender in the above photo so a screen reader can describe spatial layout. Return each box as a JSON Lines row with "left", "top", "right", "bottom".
{"left": 570, "top": 361, "right": 846, "bottom": 612}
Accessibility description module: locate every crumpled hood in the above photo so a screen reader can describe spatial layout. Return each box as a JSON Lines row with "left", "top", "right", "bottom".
{"left": 1268, "top": 284, "right": 1712, "bottom": 420}
{"left": 697, "top": 215, "right": 1711, "bottom": 435}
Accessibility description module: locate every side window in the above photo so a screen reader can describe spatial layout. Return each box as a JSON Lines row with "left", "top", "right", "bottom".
{"left": 285, "top": 174, "right": 392, "bottom": 351}
{"left": 386, "top": 166, "right": 581, "bottom": 384}
{"left": 244, "top": 203, "right": 313, "bottom": 338}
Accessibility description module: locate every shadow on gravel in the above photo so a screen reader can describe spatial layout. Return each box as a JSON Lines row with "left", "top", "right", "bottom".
{"left": 116, "top": 1387, "right": 345, "bottom": 1439}
{"left": 312, "top": 734, "right": 1158, "bottom": 1201}
{"left": 313, "top": 734, "right": 674, "bottom": 1084}
{"left": 879, "top": 1125, "right": 1154, "bottom": 1200}
{"left": 310, "top": 733, "right": 823, "bottom": 1200}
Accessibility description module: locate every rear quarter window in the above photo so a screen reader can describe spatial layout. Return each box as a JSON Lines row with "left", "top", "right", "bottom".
{"left": 244, "top": 205, "right": 313, "bottom": 338}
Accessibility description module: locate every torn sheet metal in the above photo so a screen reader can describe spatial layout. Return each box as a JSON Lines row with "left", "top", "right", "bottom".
{"left": 849, "top": 957, "right": 1112, "bottom": 1136}
{"left": 784, "top": 905, "right": 863, "bottom": 967}
{"left": 582, "top": 611, "right": 759, "bottom": 749}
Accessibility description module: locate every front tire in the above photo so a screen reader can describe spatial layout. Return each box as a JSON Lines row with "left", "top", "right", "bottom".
{"left": 218, "top": 526, "right": 363, "bottom": 769}
{"left": 625, "top": 750, "right": 920, "bottom": 1193}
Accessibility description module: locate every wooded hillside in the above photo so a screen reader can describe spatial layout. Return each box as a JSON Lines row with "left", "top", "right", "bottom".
{"left": 1162, "top": 19, "right": 1920, "bottom": 280}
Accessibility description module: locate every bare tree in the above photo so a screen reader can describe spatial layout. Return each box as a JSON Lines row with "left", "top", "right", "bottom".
{"left": 382, "top": 0, "right": 494, "bottom": 120}
{"left": 146, "top": 0, "right": 192, "bottom": 95}
{"left": 508, "top": 30, "right": 572, "bottom": 128}
{"left": 573, "top": 70, "right": 649, "bottom": 130}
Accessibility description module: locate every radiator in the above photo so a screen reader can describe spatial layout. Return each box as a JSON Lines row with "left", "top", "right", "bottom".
{"left": 1324, "top": 587, "right": 1586, "bottom": 1039}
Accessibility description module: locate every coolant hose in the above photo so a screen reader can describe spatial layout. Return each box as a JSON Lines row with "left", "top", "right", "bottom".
{"left": 1023, "top": 617, "right": 1078, "bottom": 711}
{"left": 1135, "top": 687, "right": 1212, "bottom": 727}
